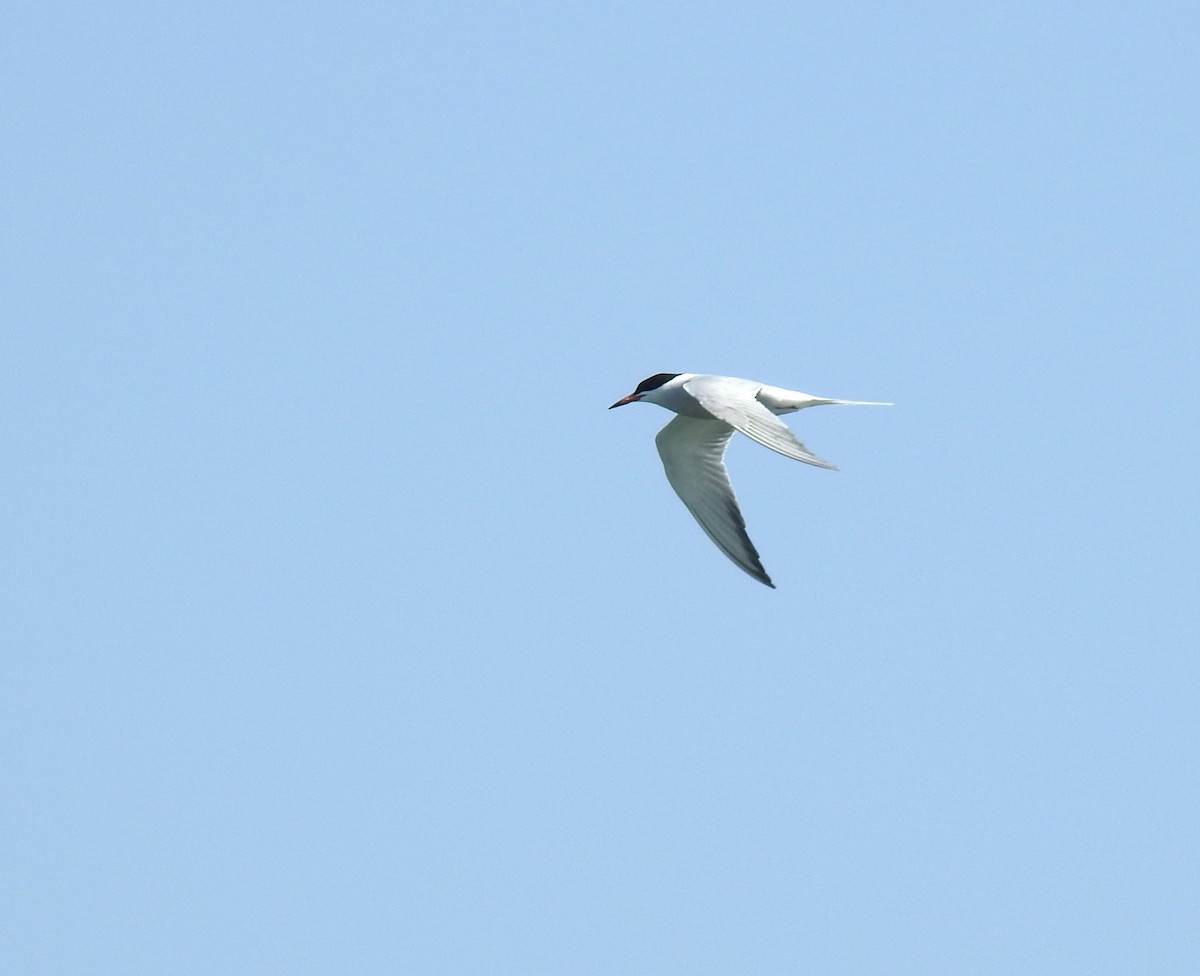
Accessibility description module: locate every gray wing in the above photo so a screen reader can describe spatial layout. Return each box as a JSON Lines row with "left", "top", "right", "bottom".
{"left": 683, "top": 375, "right": 837, "bottom": 470}
{"left": 654, "top": 414, "right": 774, "bottom": 588}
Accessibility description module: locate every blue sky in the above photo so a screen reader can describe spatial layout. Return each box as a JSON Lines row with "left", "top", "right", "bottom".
{"left": 3, "top": 2, "right": 1198, "bottom": 973}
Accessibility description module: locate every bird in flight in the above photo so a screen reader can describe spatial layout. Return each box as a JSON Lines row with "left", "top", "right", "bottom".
{"left": 610, "top": 373, "right": 890, "bottom": 587}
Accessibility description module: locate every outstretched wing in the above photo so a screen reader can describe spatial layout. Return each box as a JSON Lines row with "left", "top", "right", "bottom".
{"left": 683, "top": 375, "right": 837, "bottom": 470}
{"left": 654, "top": 414, "right": 774, "bottom": 588}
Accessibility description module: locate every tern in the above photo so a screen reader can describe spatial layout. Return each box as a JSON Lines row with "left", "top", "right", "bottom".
{"left": 609, "top": 373, "right": 890, "bottom": 588}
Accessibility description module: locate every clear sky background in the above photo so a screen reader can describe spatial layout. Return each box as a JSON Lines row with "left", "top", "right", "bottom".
{"left": 3, "top": 2, "right": 1198, "bottom": 973}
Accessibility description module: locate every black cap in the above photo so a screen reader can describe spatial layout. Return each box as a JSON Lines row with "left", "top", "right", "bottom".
{"left": 632, "top": 373, "right": 680, "bottom": 394}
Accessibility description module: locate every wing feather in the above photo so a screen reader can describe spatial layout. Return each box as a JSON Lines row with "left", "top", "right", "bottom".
{"left": 654, "top": 415, "right": 774, "bottom": 588}
{"left": 683, "top": 375, "right": 837, "bottom": 469}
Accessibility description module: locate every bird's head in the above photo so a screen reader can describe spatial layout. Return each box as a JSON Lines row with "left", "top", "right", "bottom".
{"left": 608, "top": 373, "right": 681, "bottom": 409}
